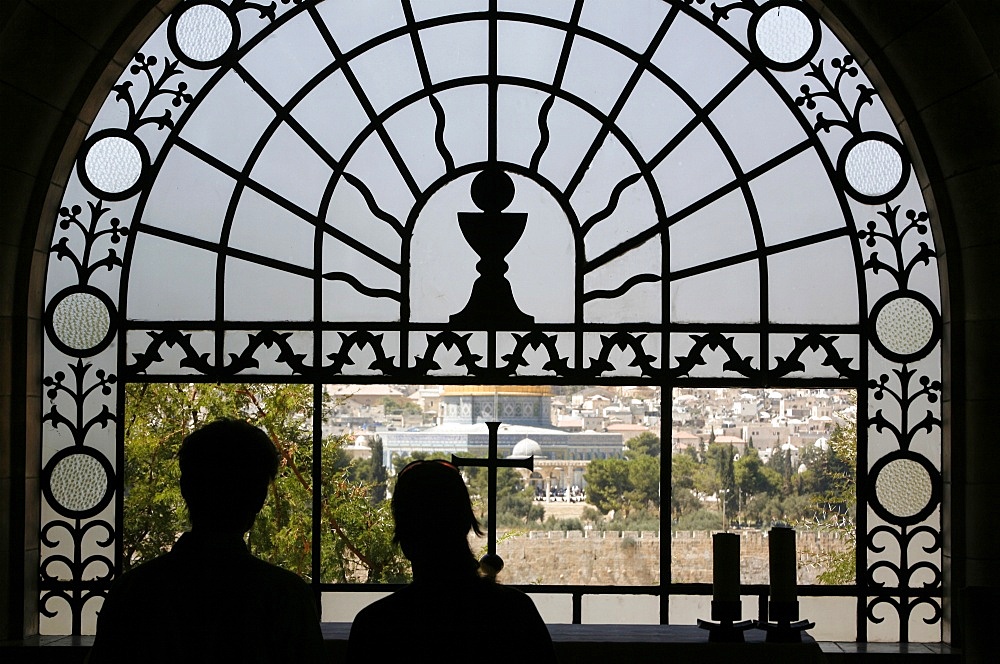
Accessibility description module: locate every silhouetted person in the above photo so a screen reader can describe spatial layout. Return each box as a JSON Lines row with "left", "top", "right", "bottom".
{"left": 347, "top": 459, "right": 556, "bottom": 662}
{"left": 89, "top": 419, "right": 325, "bottom": 663}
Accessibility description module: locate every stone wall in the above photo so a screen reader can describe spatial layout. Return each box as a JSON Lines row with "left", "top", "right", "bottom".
{"left": 493, "top": 529, "right": 850, "bottom": 586}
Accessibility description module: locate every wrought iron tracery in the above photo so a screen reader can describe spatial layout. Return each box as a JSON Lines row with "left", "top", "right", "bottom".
{"left": 40, "top": 0, "right": 942, "bottom": 640}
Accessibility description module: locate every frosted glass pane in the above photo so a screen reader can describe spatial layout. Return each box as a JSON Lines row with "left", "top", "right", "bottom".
{"left": 499, "top": 0, "right": 575, "bottom": 22}
{"left": 497, "top": 20, "right": 564, "bottom": 83}
{"left": 383, "top": 99, "right": 453, "bottom": 191}
{"left": 584, "top": 239, "right": 662, "bottom": 325}
{"left": 768, "top": 238, "right": 859, "bottom": 324}
{"left": 616, "top": 71, "right": 696, "bottom": 163}
{"left": 652, "top": 124, "right": 735, "bottom": 216}
{"left": 711, "top": 72, "right": 808, "bottom": 173}
{"left": 315, "top": 0, "right": 406, "bottom": 54}
{"left": 238, "top": 11, "right": 330, "bottom": 105}
{"left": 230, "top": 188, "right": 317, "bottom": 269}
{"left": 250, "top": 122, "right": 334, "bottom": 215}
{"left": 141, "top": 150, "right": 231, "bottom": 243}
{"left": 434, "top": 86, "right": 489, "bottom": 168}
{"left": 292, "top": 70, "right": 373, "bottom": 163}
{"left": 534, "top": 98, "right": 602, "bottom": 190}
{"left": 669, "top": 189, "right": 755, "bottom": 273}
{"left": 325, "top": 180, "right": 402, "bottom": 263}
{"left": 346, "top": 36, "right": 423, "bottom": 115}
{"left": 410, "top": 0, "right": 489, "bottom": 22}
{"left": 578, "top": 0, "right": 670, "bottom": 55}
{"left": 419, "top": 21, "right": 489, "bottom": 84}
{"left": 341, "top": 135, "right": 415, "bottom": 223}
{"left": 223, "top": 258, "right": 314, "bottom": 321}
{"left": 651, "top": 12, "right": 748, "bottom": 106}
{"left": 752, "top": 149, "right": 845, "bottom": 246}
{"left": 670, "top": 261, "right": 760, "bottom": 324}
{"left": 562, "top": 36, "right": 637, "bottom": 115}
{"left": 496, "top": 85, "right": 550, "bottom": 166}
{"left": 180, "top": 71, "right": 276, "bottom": 170}
{"left": 573, "top": 138, "right": 651, "bottom": 242}
{"left": 126, "top": 235, "right": 216, "bottom": 320}
{"left": 525, "top": 593, "right": 574, "bottom": 624}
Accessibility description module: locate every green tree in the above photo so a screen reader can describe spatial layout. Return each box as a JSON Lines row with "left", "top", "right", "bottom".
{"left": 584, "top": 458, "right": 631, "bottom": 515}
{"left": 624, "top": 431, "right": 660, "bottom": 458}
{"left": 123, "top": 383, "right": 408, "bottom": 583}
{"left": 368, "top": 436, "right": 387, "bottom": 504}
{"left": 815, "top": 409, "right": 857, "bottom": 584}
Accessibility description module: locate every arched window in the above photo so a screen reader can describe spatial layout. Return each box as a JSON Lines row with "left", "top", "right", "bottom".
{"left": 40, "top": 0, "right": 942, "bottom": 641}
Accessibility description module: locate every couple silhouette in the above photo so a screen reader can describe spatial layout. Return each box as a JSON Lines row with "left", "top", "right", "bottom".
{"left": 89, "top": 419, "right": 554, "bottom": 663}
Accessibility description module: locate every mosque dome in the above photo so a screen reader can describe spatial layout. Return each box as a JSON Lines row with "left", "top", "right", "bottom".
{"left": 510, "top": 438, "right": 542, "bottom": 458}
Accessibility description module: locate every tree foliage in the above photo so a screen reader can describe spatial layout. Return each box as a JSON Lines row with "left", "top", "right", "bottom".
{"left": 123, "top": 383, "right": 409, "bottom": 583}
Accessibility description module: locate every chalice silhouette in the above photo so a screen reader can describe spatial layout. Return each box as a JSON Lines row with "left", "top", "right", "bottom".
{"left": 450, "top": 168, "right": 534, "bottom": 327}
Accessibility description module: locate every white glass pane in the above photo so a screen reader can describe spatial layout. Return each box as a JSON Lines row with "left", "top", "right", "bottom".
{"left": 573, "top": 139, "right": 651, "bottom": 243}
{"left": 584, "top": 240, "right": 662, "bottom": 325}
{"left": 435, "top": 85, "right": 489, "bottom": 168}
{"left": 383, "top": 99, "right": 453, "bottom": 191}
{"left": 238, "top": 11, "right": 331, "bottom": 106}
{"left": 143, "top": 150, "right": 231, "bottom": 243}
{"left": 250, "top": 122, "right": 334, "bottom": 215}
{"left": 126, "top": 234, "right": 217, "bottom": 320}
{"left": 223, "top": 258, "right": 314, "bottom": 321}
{"left": 410, "top": 0, "right": 489, "bottom": 22}
{"left": 180, "top": 70, "right": 276, "bottom": 171}
{"left": 670, "top": 261, "right": 760, "bottom": 324}
{"left": 562, "top": 36, "right": 636, "bottom": 115}
{"left": 616, "top": 71, "right": 696, "bottom": 163}
{"left": 316, "top": 0, "right": 406, "bottom": 54}
{"left": 651, "top": 12, "right": 748, "bottom": 106}
{"left": 499, "top": 0, "right": 575, "bottom": 22}
{"left": 752, "top": 149, "right": 846, "bottom": 247}
{"left": 325, "top": 180, "right": 402, "bottom": 263}
{"left": 534, "top": 98, "right": 602, "bottom": 190}
{"left": 230, "top": 188, "right": 317, "bottom": 269}
{"left": 126, "top": 330, "right": 213, "bottom": 375}
{"left": 419, "top": 21, "right": 489, "bottom": 84}
{"left": 496, "top": 85, "right": 551, "bottom": 166}
{"left": 578, "top": 0, "right": 670, "bottom": 56}
{"left": 670, "top": 189, "right": 755, "bottom": 273}
{"left": 497, "top": 20, "right": 564, "bottom": 83}
{"left": 652, "top": 124, "right": 736, "bottom": 217}
{"left": 768, "top": 238, "right": 859, "bottom": 324}
{"left": 346, "top": 35, "right": 423, "bottom": 115}
{"left": 525, "top": 593, "right": 574, "bottom": 624}
{"left": 222, "top": 331, "right": 313, "bottom": 375}
{"left": 292, "top": 70, "right": 374, "bottom": 163}
{"left": 711, "top": 72, "right": 808, "bottom": 173}
{"left": 344, "top": 134, "right": 417, "bottom": 223}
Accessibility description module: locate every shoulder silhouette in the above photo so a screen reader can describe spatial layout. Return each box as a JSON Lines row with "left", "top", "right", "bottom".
{"left": 347, "top": 459, "right": 556, "bottom": 662}
{"left": 88, "top": 419, "right": 325, "bottom": 664}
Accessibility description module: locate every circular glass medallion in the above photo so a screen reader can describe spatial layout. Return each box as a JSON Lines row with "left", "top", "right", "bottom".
{"left": 870, "top": 291, "right": 939, "bottom": 362}
{"left": 80, "top": 131, "right": 146, "bottom": 199}
{"left": 839, "top": 133, "right": 909, "bottom": 203}
{"left": 50, "top": 291, "right": 111, "bottom": 352}
{"left": 874, "top": 458, "right": 934, "bottom": 520}
{"left": 43, "top": 448, "right": 114, "bottom": 518}
{"left": 45, "top": 286, "right": 117, "bottom": 356}
{"left": 749, "top": 1, "right": 820, "bottom": 71}
{"left": 172, "top": 2, "right": 235, "bottom": 64}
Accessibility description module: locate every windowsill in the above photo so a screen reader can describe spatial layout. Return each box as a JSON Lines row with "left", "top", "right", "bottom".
{"left": 2, "top": 624, "right": 959, "bottom": 661}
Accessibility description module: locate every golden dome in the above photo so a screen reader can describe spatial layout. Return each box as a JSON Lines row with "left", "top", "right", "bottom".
{"left": 442, "top": 385, "right": 552, "bottom": 397}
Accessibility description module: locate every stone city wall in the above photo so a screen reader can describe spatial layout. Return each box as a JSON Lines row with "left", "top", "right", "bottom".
{"left": 492, "top": 529, "right": 851, "bottom": 586}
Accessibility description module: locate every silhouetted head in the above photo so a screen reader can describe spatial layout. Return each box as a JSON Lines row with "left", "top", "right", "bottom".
{"left": 391, "top": 460, "right": 483, "bottom": 568}
{"left": 179, "top": 419, "right": 279, "bottom": 534}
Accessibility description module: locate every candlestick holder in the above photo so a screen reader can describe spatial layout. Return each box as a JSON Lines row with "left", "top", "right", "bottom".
{"left": 697, "top": 600, "right": 753, "bottom": 642}
{"left": 756, "top": 600, "right": 814, "bottom": 642}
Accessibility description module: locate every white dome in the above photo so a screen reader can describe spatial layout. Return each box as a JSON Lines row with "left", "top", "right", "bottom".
{"left": 510, "top": 438, "right": 541, "bottom": 458}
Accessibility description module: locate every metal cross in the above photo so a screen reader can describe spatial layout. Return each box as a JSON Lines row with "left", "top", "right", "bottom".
{"left": 452, "top": 421, "right": 534, "bottom": 571}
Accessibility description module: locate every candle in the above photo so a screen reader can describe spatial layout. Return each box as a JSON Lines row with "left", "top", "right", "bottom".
{"left": 769, "top": 525, "right": 797, "bottom": 603}
{"left": 713, "top": 532, "right": 740, "bottom": 603}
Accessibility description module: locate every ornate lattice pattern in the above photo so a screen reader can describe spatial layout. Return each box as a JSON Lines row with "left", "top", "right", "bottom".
{"left": 41, "top": 0, "right": 942, "bottom": 640}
